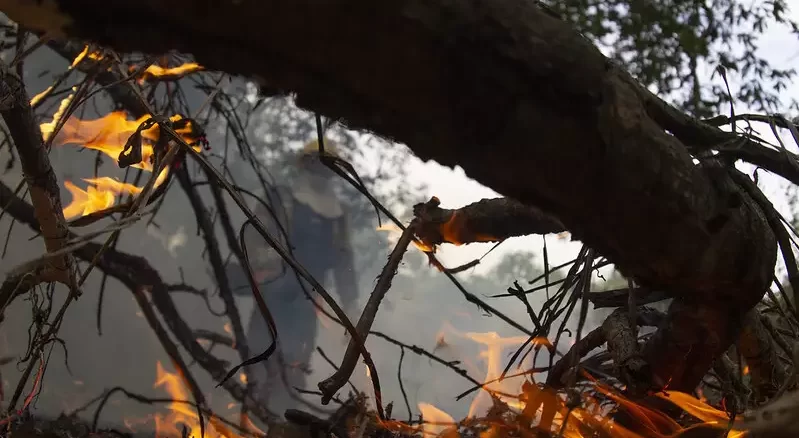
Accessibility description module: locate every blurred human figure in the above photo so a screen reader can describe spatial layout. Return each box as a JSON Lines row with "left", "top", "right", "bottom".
{"left": 226, "top": 140, "right": 358, "bottom": 414}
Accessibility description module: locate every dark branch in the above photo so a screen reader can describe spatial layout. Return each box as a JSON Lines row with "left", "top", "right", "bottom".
{"left": 413, "top": 196, "right": 565, "bottom": 248}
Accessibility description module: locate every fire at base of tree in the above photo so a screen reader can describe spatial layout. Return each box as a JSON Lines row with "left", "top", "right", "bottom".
{"left": 2, "top": 1, "right": 799, "bottom": 437}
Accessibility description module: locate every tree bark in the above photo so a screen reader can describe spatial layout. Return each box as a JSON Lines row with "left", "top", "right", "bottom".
{"left": 0, "top": 58, "right": 77, "bottom": 292}
{"left": 1, "top": 0, "right": 778, "bottom": 392}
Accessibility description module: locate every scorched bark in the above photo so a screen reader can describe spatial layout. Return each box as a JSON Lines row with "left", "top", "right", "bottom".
{"left": 1, "top": 0, "right": 778, "bottom": 392}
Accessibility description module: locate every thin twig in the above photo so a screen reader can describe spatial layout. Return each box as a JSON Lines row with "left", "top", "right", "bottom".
{"left": 319, "top": 222, "right": 415, "bottom": 405}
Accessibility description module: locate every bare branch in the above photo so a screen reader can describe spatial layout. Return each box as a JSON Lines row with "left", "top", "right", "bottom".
{"left": 0, "top": 59, "right": 77, "bottom": 292}
{"left": 319, "top": 222, "right": 414, "bottom": 402}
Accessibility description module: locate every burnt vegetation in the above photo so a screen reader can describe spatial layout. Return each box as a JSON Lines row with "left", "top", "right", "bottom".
{"left": 2, "top": 1, "right": 799, "bottom": 437}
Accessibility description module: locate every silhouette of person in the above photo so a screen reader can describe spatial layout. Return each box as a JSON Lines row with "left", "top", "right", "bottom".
{"left": 226, "top": 139, "right": 358, "bottom": 415}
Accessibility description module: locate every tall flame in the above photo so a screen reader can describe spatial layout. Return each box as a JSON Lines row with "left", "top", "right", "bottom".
{"left": 154, "top": 361, "right": 242, "bottom": 438}
{"left": 46, "top": 110, "right": 201, "bottom": 219}
{"left": 464, "top": 331, "right": 532, "bottom": 417}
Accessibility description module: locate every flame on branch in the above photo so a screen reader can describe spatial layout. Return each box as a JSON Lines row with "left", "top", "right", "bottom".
{"left": 62, "top": 177, "right": 142, "bottom": 218}
{"left": 413, "top": 197, "right": 566, "bottom": 252}
{"left": 134, "top": 62, "right": 205, "bottom": 83}
{"left": 153, "top": 361, "right": 241, "bottom": 438}
{"left": 29, "top": 45, "right": 103, "bottom": 108}
{"left": 46, "top": 110, "right": 203, "bottom": 219}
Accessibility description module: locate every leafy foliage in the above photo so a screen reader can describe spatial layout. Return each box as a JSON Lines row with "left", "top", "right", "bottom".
{"left": 547, "top": 0, "right": 799, "bottom": 117}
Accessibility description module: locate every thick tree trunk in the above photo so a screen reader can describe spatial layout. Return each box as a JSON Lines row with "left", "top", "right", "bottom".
{"left": 1, "top": 0, "right": 778, "bottom": 392}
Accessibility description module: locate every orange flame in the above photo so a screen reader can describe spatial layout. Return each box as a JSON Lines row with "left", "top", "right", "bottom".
{"left": 376, "top": 223, "right": 434, "bottom": 252}
{"left": 30, "top": 46, "right": 103, "bottom": 107}
{"left": 49, "top": 111, "right": 195, "bottom": 172}
{"left": 440, "top": 212, "right": 498, "bottom": 246}
{"left": 49, "top": 111, "right": 202, "bottom": 219}
{"left": 463, "top": 331, "right": 532, "bottom": 416}
{"left": 383, "top": 328, "right": 749, "bottom": 438}
{"left": 62, "top": 177, "right": 143, "bottom": 218}
{"left": 154, "top": 361, "right": 241, "bottom": 438}
{"left": 239, "top": 413, "right": 265, "bottom": 436}
{"left": 136, "top": 63, "right": 205, "bottom": 82}
{"left": 657, "top": 391, "right": 746, "bottom": 437}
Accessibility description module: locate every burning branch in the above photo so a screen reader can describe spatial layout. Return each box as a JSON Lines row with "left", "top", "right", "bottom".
{"left": 0, "top": 59, "right": 77, "bottom": 294}
{"left": 413, "top": 197, "right": 565, "bottom": 250}
{"left": 135, "top": 62, "right": 205, "bottom": 83}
